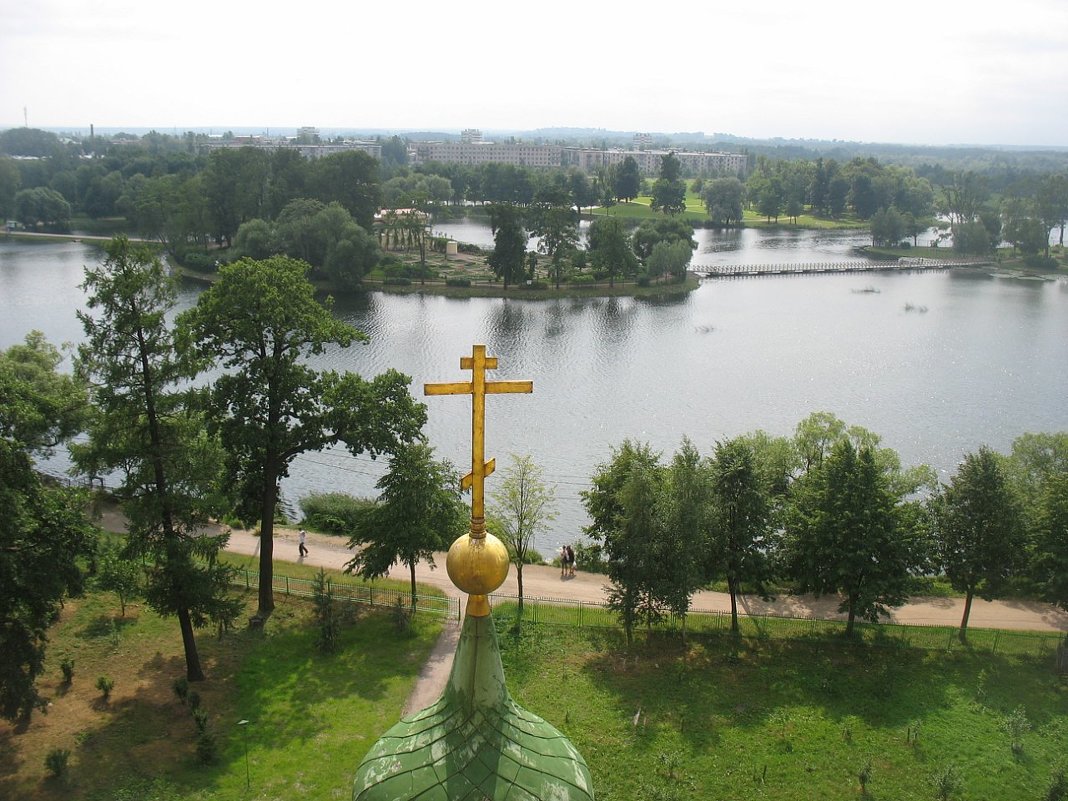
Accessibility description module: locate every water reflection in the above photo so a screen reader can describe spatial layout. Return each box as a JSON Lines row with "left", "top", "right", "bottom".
{"left": 3, "top": 240, "right": 1066, "bottom": 556}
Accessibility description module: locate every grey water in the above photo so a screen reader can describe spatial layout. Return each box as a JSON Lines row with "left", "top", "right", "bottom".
{"left": 3, "top": 235, "right": 1067, "bottom": 557}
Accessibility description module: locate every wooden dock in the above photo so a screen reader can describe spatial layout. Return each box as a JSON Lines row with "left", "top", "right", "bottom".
{"left": 695, "top": 258, "right": 987, "bottom": 278}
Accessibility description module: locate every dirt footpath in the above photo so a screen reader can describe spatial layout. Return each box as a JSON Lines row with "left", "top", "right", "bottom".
{"left": 233, "top": 526, "right": 1068, "bottom": 634}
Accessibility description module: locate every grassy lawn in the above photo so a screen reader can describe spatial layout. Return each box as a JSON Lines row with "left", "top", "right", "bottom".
{"left": 494, "top": 612, "right": 1068, "bottom": 801}
{"left": 0, "top": 579, "right": 444, "bottom": 800}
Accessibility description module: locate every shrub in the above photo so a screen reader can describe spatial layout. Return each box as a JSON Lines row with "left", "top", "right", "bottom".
{"left": 932, "top": 764, "right": 963, "bottom": 801}
{"left": 298, "top": 492, "right": 373, "bottom": 535}
{"left": 186, "top": 690, "right": 201, "bottom": 711}
{"left": 457, "top": 242, "right": 482, "bottom": 254}
{"left": 95, "top": 675, "right": 114, "bottom": 701}
{"left": 60, "top": 657, "right": 75, "bottom": 685}
{"left": 521, "top": 280, "right": 548, "bottom": 291}
{"left": 383, "top": 276, "right": 412, "bottom": 286}
{"left": 1024, "top": 254, "right": 1058, "bottom": 270}
{"left": 567, "top": 273, "right": 597, "bottom": 285}
{"left": 192, "top": 707, "right": 210, "bottom": 734}
{"left": 572, "top": 541, "right": 608, "bottom": 574}
{"left": 1047, "top": 767, "right": 1067, "bottom": 801}
{"left": 196, "top": 732, "right": 218, "bottom": 765}
{"left": 313, "top": 568, "right": 341, "bottom": 653}
{"left": 172, "top": 676, "right": 189, "bottom": 704}
{"left": 45, "top": 748, "right": 71, "bottom": 779}
{"left": 1003, "top": 706, "right": 1032, "bottom": 755}
{"left": 445, "top": 277, "right": 471, "bottom": 287}
{"left": 392, "top": 597, "right": 411, "bottom": 635}
{"left": 179, "top": 250, "right": 227, "bottom": 272}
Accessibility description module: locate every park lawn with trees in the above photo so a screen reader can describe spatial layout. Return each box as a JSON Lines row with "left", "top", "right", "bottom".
{"left": 0, "top": 576, "right": 445, "bottom": 801}
{"left": 495, "top": 616, "right": 1068, "bottom": 801}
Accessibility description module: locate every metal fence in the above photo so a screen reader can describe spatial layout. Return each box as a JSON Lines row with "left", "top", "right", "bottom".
{"left": 488, "top": 593, "right": 1065, "bottom": 658}
{"left": 234, "top": 568, "right": 459, "bottom": 620}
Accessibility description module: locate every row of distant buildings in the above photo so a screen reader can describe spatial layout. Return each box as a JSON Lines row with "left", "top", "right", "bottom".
{"left": 200, "top": 128, "right": 749, "bottom": 176}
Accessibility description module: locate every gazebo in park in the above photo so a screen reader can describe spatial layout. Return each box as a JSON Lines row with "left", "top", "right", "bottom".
{"left": 351, "top": 346, "right": 595, "bottom": 801}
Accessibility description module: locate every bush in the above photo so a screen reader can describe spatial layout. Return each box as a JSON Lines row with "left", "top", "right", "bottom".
{"left": 60, "top": 657, "right": 75, "bottom": 685}
{"left": 1024, "top": 254, "right": 1058, "bottom": 270}
{"left": 186, "top": 690, "right": 201, "bottom": 711}
{"left": 383, "top": 276, "right": 412, "bottom": 286}
{"left": 636, "top": 274, "right": 652, "bottom": 287}
{"left": 192, "top": 707, "right": 210, "bottom": 733}
{"left": 299, "top": 492, "right": 373, "bottom": 536}
{"left": 196, "top": 732, "right": 218, "bottom": 765}
{"left": 572, "top": 541, "right": 608, "bottom": 574}
{"left": 445, "top": 277, "right": 471, "bottom": 287}
{"left": 172, "top": 676, "right": 189, "bottom": 704}
{"left": 45, "top": 748, "right": 71, "bottom": 779}
{"left": 95, "top": 675, "right": 114, "bottom": 701}
{"left": 567, "top": 273, "right": 597, "bottom": 285}
{"left": 521, "top": 280, "right": 548, "bottom": 290}
{"left": 457, "top": 242, "right": 482, "bottom": 254}
{"left": 313, "top": 568, "right": 341, "bottom": 654}
{"left": 179, "top": 250, "right": 226, "bottom": 272}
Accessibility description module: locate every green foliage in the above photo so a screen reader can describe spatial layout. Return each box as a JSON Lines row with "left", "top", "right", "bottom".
{"left": 345, "top": 443, "right": 466, "bottom": 609}
{"left": 191, "top": 706, "right": 210, "bottom": 733}
{"left": 487, "top": 204, "right": 528, "bottom": 289}
{"left": 784, "top": 439, "right": 922, "bottom": 636}
{"left": 179, "top": 254, "right": 426, "bottom": 616}
{"left": 60, "top": 657, "right": 75, "bottom": 685}
{"left": 298, "top": 492, "right": 374, "bottom": 536}
{"left": 0, "top": 331, "right": 88, "bottom": 454}
{"left": 95, "top": 540, "right": 143, "bottom": 617}
{"left": 313, "top": 568, "right": 341, "bottom": 653}
{"left": 489, "top": 454, "right": 557, "bottom": 607}
{"left": 172, "top": 675, "right": 189, "bottom": 704}
{"left": 587, "top": 215, "right": 639, "bottom": 286}
{"left": 14, "top": 186, "right": 72, "bottom": 229}
{"left": 45, "top": 747, "right": 71, "bottom": 780}
{"left": 95, "top": 675, "right": 114, "bottom": 700}
{"left": 703, "top": 177, "right": 746, "bottom": 226}
{"left": 932, "top": 446, "right": 1024, "bottom": 640}
{"left": 195, "top": 731, "right": 218, "bottom": 765}
{"left": 0, "top": 442, "right": 94, "bottom": 721}
{"left": 1002, "top": 706, "right": 1032, "bottom": 756}
{"left": 76, "top": 238, "right": 240, "bottom": 683}
{"left": 932, "top": 764, "right": 964, "bottom": 800}
{"left": 1046, "top": 767, "right": 1067, "bottom": 801}
{"left": 445, "top": 277, "right": 471, "bottom": 287}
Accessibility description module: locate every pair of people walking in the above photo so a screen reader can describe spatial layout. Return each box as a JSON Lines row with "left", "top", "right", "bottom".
{"left": 559, "top": 544, "right": 575, "bottom": 578}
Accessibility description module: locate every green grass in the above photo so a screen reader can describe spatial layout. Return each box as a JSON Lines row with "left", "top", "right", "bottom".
{"left": 493, "top": 614, "right": 1068, "bottom": 801}
{"left": 0, "top": 584, "right": 443, "bottom": 801}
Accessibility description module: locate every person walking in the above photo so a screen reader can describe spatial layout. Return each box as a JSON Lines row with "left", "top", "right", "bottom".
{"left": 298, "top": 529, "right": 309, "bottom": 558}
{"left": 565, "top": 544, "right": 576, "bottom": 577}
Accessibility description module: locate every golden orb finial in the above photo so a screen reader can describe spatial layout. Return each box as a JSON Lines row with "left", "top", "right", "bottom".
{"left": 446, "top": 525, "right": 509, "bottom": 616}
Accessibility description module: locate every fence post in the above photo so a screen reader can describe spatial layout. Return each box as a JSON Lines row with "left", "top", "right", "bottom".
{"left": 991, "top": 630, "right": 1000, "bottom": 655}
{"left": 285, "top": 575, "right": 289, "bottom": 596}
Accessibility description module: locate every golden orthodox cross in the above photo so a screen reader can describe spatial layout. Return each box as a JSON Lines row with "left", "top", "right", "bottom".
{"left": 424, "top": 344, "right": 532, "bottom": 537}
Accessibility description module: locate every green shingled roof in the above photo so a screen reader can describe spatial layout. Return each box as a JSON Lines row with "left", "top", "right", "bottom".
{"left": 352, "top": 614, "right": 595, "bottom": 801}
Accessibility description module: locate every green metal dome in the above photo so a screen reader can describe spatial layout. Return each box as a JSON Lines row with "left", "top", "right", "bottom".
{"left": 352, "top": 614, "right": 595, "bottom": 801}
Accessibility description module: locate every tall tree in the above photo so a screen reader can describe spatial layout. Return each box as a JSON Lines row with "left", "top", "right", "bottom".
{"left": 587, "top": 216, "right": 638, "bottom": 287}
{"left": 309, "top": 150, "right": 381, "bottom": 229}
{"left": 650, "top": 152, "right": 687, "bottom": 216}
{"left": 931, "top": 446, "right": 1023, "bottom": 643}
{"left": 0, "top": 441, "right": 93, "bottom": 720}
{"left": 703, "top": 177, "right": 745, "bottom": 227}
{"left": 529, "top": 202, "right": 579, "bottom": 289}
{"left": 1031, "top": 472, "right": 1068, "bottom": 623}
{"left": 583, "top": 441, "right": 672, "bottom": 644}
{"left": 613, "top": 156, "right": 641, "bottom": 203}
{"left": 784, "top": 440, "right": 918, "bottom": 637}
{"left": 344, "top": 443, "right": 466, "bottom": 610}
{"left": 708, "top": 438, "right": 774, "bottom": 633}
{"left": 75, "top": 237, "right": 239, "bottom": 681}
{"left": 178, "top": 255, "right": 426, "bottom": 618}
{"left": 0, "top": 331, "right": 93, "bottom": 721}
{"left": 488, "top": 454, "right": 557, "bottom": 610}
{"left": 656, "top": 439, "right": 711, "bottom": 630}
{"left": 487, "top": 204, "right": 528, "bottom": 289}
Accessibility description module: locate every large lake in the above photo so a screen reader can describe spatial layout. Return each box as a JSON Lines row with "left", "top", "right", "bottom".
{"left": 3, "top": 232, "right": 1067, "bottom": 556}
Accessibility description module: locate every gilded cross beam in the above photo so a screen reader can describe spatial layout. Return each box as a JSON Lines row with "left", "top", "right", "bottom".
{"left": 424, "top": 344, "right": 532, "bottom": 538}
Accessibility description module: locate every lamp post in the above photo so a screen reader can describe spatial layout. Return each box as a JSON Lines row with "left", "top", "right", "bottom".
{"left": 237, "top": 719, "right": 250, "bottom": 789}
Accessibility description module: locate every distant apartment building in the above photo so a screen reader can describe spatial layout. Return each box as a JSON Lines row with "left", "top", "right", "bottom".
{"left": 200, "top": 139, "right": 382, "bottom": 160}
{"left": 460, "top": 128, "right": 483, "bottom": 144}
{"left": 409, "top": 140, "right": 747, "bottom": 175}
{"left": 410, "top": 141, "right": 563, "bottom": 168}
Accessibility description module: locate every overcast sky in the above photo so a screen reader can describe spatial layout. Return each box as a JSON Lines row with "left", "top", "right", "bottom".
{"left": 2, "top": 0, "right": 1066, "bottom": 147}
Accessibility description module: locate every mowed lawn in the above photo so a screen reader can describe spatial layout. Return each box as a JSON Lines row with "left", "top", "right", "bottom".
{"left": 495, "top": 614, "right": 1068, "bottom": 801}
{"left": 0, "top": 577, "right": 444, "bottom": 801}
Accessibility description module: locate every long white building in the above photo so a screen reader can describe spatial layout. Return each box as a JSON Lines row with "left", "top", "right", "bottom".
{"left": 408, "top": 141, "right": 748, "bottom": 175}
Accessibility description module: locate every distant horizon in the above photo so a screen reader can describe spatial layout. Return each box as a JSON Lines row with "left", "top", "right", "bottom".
{"left": 4, "top": 123, "right": 1068, "bottom": 153}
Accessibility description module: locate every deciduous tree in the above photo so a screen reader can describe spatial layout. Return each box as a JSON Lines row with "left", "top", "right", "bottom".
{"left": 344, "top": 443, "right": 466, "bottom": 610}
{"left": 487, "top": 204, "right": 528, "bottom": 289}
{"left": 931, "top": 447, "right": 1023, "bottom": 642}
{"left": 489, "top": 454, "right": 557, "bottom": 610}
{"left": 179, "top": 255, "right": 426, "bottom": 618}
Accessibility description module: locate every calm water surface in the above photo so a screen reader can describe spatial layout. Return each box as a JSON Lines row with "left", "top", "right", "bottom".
{"left": 3, "top": 238, "right": 1066, "bottom": 555}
